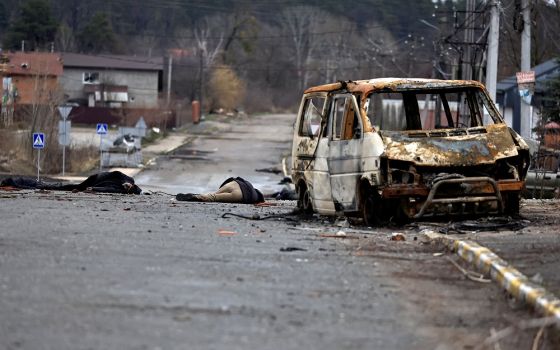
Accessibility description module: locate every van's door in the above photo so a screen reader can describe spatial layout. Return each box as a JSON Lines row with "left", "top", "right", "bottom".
{"left": 292, "top": 93, "right": 334, "bottom": 214}
{"left": 327, "top": 94, "right": 363, "bottom": 212}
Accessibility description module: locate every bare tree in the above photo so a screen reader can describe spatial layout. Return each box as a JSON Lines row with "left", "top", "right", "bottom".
{"left": 129, "top": 34, "right": 161, "bottom": 57}
{"left": 193, "top": 16, "right": 225, "bottom": 68}
{"left": 55, "top": 24, "right": 76, "bottom": 52}
{"left": 280, "top": 6, "right": 327, "bottom": 91}
{"left": 17, "top": 57, "right": 65, "bottom": 173}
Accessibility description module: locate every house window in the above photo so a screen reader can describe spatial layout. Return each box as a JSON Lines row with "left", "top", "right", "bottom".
{"left": 83, "top": 72, "right": 99, "bottom": 84}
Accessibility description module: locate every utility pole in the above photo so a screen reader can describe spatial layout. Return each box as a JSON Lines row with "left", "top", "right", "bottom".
{"left": 520, "top": 0, "right": 532, "bottom": 139}
{"left": 199, "top": 48, "right": 204, "bottom": 117}
{"left": 166, "top": 56, "right": 172, "bottom": 106}
{"left": 463, "top": 0, "right": 476, "bottom": 81}
{"left": 486, "top": 0, "right": 500, "bottom": 103}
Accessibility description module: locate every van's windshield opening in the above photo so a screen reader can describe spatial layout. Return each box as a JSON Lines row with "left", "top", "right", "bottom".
{"left": 364, "top": 88, "right": 500, "bottom": 131}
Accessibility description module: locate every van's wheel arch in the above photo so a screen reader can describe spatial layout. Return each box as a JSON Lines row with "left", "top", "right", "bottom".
{"left": 297, "top": 182, "right": 313, "bottom": 214}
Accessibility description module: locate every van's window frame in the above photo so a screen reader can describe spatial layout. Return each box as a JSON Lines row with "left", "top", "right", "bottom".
{"left": 328, "top": 94, "right": 363, "bottom": 141}
{"left": 298, "top": 94, "right": 326, "bottom": 138}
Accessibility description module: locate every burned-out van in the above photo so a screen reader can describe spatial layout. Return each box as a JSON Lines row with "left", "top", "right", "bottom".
{"left": 291, "top": 79, "right": 530, "bottom": 225}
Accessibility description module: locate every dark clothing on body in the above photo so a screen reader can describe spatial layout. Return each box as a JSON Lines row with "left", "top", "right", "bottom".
{"left": 219, "top": 177, "right": 264, "bottom": 204}
{"left": 0, "top": 171, "right": 141, "bottom": 194}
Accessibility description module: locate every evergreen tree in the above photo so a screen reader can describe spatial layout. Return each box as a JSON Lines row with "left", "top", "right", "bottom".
{"left": 2, "top": 0, "right": 58, "bottom": 51}
{"left": 77, "top": 12, "right": 118, "bottom": 54}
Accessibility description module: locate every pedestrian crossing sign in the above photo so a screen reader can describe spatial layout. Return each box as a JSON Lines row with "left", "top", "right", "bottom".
{"left": 96, "top": 123, "right": 108, "bottom": 135}
{"left": 32, "top": 133, "right": 45, "bottom": 149}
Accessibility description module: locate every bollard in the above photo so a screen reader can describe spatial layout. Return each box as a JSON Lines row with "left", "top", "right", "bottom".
{"left": 191, "top": 100, "right": 200, "bottom": 124}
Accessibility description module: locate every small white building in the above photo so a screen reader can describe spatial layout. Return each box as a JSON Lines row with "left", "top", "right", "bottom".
{"left": 60, "top": 53, "right": 164, "bottom": 108}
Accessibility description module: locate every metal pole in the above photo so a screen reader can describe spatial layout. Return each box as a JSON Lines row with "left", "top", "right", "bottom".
{"left": 199, "top": 48, "right": 203, "bottom": 118}
{"left": 99, "top": 134, "right": 103, "bottom": 171}
{"left": 520, "top": 0, "right": 532, "bottom": 139}
{"left": 62, "top": 121, "right": 66, "bottom": 176}
{"left": 62, "top": 145, "right": 66, "bottom": 176}
{"left": 166, "top": 56, "right": 172, "bottom": 106}
{"left": 37, "top": 149, "right": 40, "bottom": 182}
{"left": 463, "top": 0, "right": 475, "bottom": 81}
{"left": 486, "top": 0, "right": 500, "bottom": 103}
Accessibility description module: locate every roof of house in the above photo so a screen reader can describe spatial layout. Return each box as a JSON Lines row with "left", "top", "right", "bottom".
{"left": 1, "top": 52, "right": 63, "bottom": 76}
{"left": 497, "top": 58, "right": 560, "bottom": 92}
{"left": 61, "top": 53, "right": 164, "bottom": 71}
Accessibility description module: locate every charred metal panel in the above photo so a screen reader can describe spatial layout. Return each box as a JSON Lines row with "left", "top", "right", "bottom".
{"left": 380, "top": 124, "right": 518, "bottom": 166}
{"left": 330, "top": 174, "right": 361, "bottom": 210}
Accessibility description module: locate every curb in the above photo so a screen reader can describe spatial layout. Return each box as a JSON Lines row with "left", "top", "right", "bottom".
{"left": 422, "top": 230, "right": 560, "bottom": 323}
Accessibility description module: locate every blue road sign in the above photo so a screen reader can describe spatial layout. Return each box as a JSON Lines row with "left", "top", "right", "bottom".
{"left": 32, "top": 133, "right": 45, "bottom": 149}
{"left": 96, "top": 123, "right": 108, "bottom": 135}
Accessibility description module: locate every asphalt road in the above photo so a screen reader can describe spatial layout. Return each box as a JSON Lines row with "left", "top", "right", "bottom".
{"left": 1, "top": 114, "right": 559, "bottom": 349}
{"left": 135, "top": 114, "right": 295, "bottom": 196}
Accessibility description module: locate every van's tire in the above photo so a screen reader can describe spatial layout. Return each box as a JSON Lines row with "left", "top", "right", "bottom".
{"left": 297, "top": 183, "right": 313, "bottom": 214}
{"left": 503, "top": 191, "right": 520, "bottom": 215}
{"left": 361, "top": 186, "right": 385, "bottom": 226}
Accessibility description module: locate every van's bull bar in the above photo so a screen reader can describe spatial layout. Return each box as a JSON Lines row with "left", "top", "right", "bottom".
{"left": 382, "top": 177, "right": 524, "bottom": 218}
{"left": 415, "top": 177, "right": 505, "bottom": 218}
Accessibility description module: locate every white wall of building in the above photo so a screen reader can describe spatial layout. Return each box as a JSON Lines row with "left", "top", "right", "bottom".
{"left": 60, "top": 68, "right": 160, "bottom": 108}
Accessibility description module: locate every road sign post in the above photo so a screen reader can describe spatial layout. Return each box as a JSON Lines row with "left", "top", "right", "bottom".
{"left": 58, "top": 106, "right": 72, "bottom": 176}
{"left": 96, "top": 123, "right": 108, "bottom": 171}
{"left": 32, "top": 132, "right": 45, "bottom": 181}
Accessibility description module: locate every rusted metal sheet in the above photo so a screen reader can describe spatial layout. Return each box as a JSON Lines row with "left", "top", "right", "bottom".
{"left": 497, "top": 180, "right": 525, "bottom": 192}
{"left": 382, "top": 185, "right": 429, "bottom": 198}
{"left": 304, "top": 78, "right": 484, "bottom": 95}
{"left": 380, "top": 124, "right": 518, "bottom": 167}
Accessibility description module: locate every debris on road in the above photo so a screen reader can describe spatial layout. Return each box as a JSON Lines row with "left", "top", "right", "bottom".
{"left": 390, "top": 233, "right": 406, "bottom": 241}
{"left": 318, "top": 234, "right": 359, "bottom": 240}
{"left": 445, "top": 256, "right": 491, "bottom": 284}
{"left": 318, "top": 230, "right": 360, "bottom": 239}
{"left": 255, "top": 167, "right": 283, "bottom": 175}
{"left": 218, "top": 229, "right": 236, "bottom": 237}
{"left": 446, "top": 216, "right": 526, "bottom": 234}
{"left": 221, "top": 211, "right": 298, "bottom": 222}
{"left": 279, "top": 246, "right": 307, "bottom": 252}
{"left": 255, "top": 202, "right": 277, "bottom": 207}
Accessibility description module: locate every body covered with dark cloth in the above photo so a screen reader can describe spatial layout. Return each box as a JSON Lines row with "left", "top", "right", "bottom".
{"left": 0, "top": 171, "right": 141, "bottom": 194}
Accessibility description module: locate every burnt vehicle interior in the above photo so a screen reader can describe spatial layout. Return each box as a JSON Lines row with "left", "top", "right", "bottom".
{"left": 365, "top": 87, "right": 498, "bottom": 132}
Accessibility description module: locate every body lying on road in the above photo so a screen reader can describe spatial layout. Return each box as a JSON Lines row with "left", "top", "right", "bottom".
{"left": 176, "top": 176, "right": 264, "bottom": 204}
{"left": 0, "top": 171, "right": 142, "bottom": 194}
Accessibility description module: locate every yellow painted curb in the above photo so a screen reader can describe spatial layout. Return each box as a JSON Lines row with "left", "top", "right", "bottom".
{"left": 422, "top": 230, "right": 560, "bottom": 322}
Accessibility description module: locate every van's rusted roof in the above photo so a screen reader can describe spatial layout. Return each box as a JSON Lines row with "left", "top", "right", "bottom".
{"left": 304, "top": 78, "right": 486, "bottom": 95}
